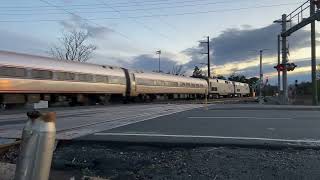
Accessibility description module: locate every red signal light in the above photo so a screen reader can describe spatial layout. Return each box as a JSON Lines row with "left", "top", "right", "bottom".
{"left": 274, "top": 64, "right": 286, "bottom": 71}
{"left": 274, "top": 63, "right": 297, "bottom": 71}
{"left": 279, "top": 64, "right": 285, "bottom": 71}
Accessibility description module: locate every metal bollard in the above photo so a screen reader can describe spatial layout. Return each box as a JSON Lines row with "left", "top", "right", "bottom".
{"left": 14, "top": 111, "right": 56, "bottom": 180}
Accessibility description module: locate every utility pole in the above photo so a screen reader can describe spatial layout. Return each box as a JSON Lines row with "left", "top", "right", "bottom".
{"left": 258, "top": 49, "right": 268, "bottom": 103}
{"left": 156, "top": 50, "right": 161, "bottom": 72}
{"left": 310, "top": 0, "right": 318, "bottom": 105}
{"left": 259, "top": 50, "right": 263, "bottom": 102}
{"left": 259, "top": 50, "right": 263, "bottom": 104}
{"left": 207, "top": 36, "right": 211, "bottom": 79}
{"left": 281, "top": 14, "right": 288, "bottom": 104}
{"left": 200, "top": 36, "right": 211, "bottom": 78}
{"left": 277, "top": 34, "right": 281, "bottom": 94}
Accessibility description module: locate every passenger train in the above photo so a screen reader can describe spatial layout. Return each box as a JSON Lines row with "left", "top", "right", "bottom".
{"left": 0, "top": 51, "right": 250, "bottom": 107}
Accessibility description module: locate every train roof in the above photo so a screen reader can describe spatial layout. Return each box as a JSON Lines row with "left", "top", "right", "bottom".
{"left": 0, "top": 50, "right": 125, "bottom": 76}
{"left": 133, "top": 71, "right": 208, "bottom": 84}
{"left": 209, "top": 78, "right": 231, "bottom": 83}
{"left": 209, "top": 78, "right": 249, "bottom": 86}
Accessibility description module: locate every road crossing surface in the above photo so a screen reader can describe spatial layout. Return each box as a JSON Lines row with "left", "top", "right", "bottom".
{"left": 0, "top": 104, "right": 203, "bottom": 140}
{"left": 80, "top": 104, "right": 320, "bottom": 147}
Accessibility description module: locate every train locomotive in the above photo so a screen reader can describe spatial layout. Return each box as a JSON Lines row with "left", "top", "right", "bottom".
{"left": 0, "top": 51, "right": 250, "bottom": 108}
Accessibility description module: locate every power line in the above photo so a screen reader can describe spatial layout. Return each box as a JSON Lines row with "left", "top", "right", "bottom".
{"left": 0, "top": 0, "right": 231, "bottom": 10}
{"left": 38, "top": 0, "right": 131, "bottom": 41}
{"left": 97, "top": 0, "right": 170, "bottom": 40}
{"left": 0, "top": 0, "right": 236, "bottom": 16}
{"left": 131, "top": 0, "right": 179, "bottom": 31}
{"left": 37, "top": 0, "right": 152, "bottom": 60}
{"left": 0, "top": 2, "right": 303, "bottom": 22}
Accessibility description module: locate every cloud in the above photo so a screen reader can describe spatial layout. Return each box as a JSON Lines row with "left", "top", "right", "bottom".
{"left": 59, "top": 15, "right": 114, "bottom": 38}
{"left": 127, "top": 54, "right": 181, "bottom": 73}
{"left": 184, "top": 24, "right": 318, "bottom": 66}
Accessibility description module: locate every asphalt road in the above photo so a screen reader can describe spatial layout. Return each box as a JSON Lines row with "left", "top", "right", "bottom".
{"left": 81, "top": 104, "right": 320, "bottom": 147}
{"left": 0, "top": 104, "right": 204, "bottom": 140}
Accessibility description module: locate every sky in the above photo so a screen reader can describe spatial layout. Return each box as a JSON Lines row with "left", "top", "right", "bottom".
{"left": 0, "top": 0, "right": 318, "bottom": 85}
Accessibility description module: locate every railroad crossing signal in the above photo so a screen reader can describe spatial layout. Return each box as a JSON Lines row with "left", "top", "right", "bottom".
{"left": 274, "top": 63, "right": 297, "bottom": 72}
{"left": 286, "top": 63, "right": 297, "bottom": 71}
{"left": 274, "top": 64, "right": 286, "bottom": 71}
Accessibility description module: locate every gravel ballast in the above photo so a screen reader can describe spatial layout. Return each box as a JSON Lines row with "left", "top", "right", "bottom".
{"left": 49, "top": 142, "right": 320, "bottom": 180}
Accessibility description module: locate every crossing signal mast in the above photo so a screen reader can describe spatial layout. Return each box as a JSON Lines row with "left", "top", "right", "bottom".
{"left": 275, "top": 0, "right": 320, "bottom": 105}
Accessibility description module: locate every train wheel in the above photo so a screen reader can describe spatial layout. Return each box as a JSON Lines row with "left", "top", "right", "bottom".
{"left": 99, "top": 95, "right": 110, "bottom": 105}
{"left": 0, "top": 104, "right": 6, "bottom": 110}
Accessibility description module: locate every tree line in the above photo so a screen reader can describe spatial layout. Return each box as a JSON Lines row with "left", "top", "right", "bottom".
{"left": 191, "top": 65, "right": 259, "bottom": 88}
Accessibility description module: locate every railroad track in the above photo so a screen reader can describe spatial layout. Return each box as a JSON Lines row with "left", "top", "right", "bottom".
{"left": 0, "top": 140, "right": 20, "bottom": 155}
{"left": 0, "top": 97, "right": 255, "bottom": 115}
{"left": 0, "top": 103, "right": 206, "bottom": 140}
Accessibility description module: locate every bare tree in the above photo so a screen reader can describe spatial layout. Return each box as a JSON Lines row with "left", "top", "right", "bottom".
{"left": 168, "top": 65, "right": 185, "bottom": 76}
{"left": 50, "top": 30, "right": 96, "bottom": 62}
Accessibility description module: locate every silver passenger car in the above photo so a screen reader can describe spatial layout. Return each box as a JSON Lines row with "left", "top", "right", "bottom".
{"left": 0, "top": 51, "right": 127, "bottom": 105}
{"left": 208, "top": 79, "right": 234, "bottom": 97}
{"left": 133, "top": 71, "right": 208, "bottom": 99}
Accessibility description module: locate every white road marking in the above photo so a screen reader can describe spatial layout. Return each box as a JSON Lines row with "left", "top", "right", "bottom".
{"left": 93, "top": 132, "right": 320, "bottom": 144}
{"left": 188, "top": 117, "right": 292, "bottom": 120}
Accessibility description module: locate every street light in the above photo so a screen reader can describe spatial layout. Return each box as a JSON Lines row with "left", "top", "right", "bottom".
{"left": 156, "top": 50, "right": 161, "bottom": 72}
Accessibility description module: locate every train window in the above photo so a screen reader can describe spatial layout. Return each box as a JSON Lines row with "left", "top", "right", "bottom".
{"left": 237, "top": 89, "right": 240, "bottom": 92}
{"left": 95, "top": 75, "right": 108, "bottom": 83}
{"left": 136, "top": 78, "right": 154, "bottom": 86}
{"left": 31, "top": 69, "right": 52, "bottom": 79}
{"left": 56, "top": 72, "right": 75, "bottom": 81}
{"left": 171, "top": 82, "right": 178, "bottom": 87}
{"left": 0, "top": 66, "right": 26, "bottom": 77}
{"left": 155, "top": 80, "right": 165, "bottom": 86}
{"left": 191, "top": 84, "right": 196, "bottom": 88}
{"left": 211, "top": 87, "right": 218, "bottom": 91}
{"left": 200, "top": 84, "right": 204, "bottom": 88}
{"left": 109, "top": 76, "right": 126, "bottom": 85}
{"left": 78, "top": 74, "right": 93, "bottom": 82}
{"left": 196, "top": 84, "right": 200, "bottom": 88}
{"left": 180, "top": 82, "right": 186, "bottom": 87}
{"left": 186, "top": 83, "right": 191, "bottom": 87}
